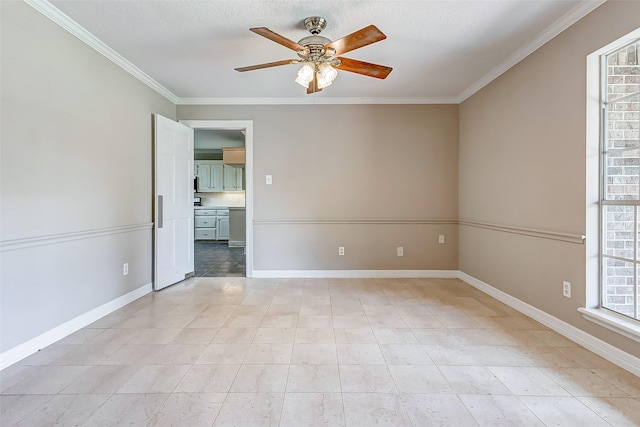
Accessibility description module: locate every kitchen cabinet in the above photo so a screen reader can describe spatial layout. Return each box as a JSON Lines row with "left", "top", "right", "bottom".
{"left": 223, "top": 165, "right": 244, "bottom": 191}
{"left": 194, "top": 208, "right": 216, "bottom": 240}
{"left": 222, "top": 147, "right": 245, "bottom": 166}
{"left": 194, "top": 208, "right": 229, "bottom": 241}
{"left": 217, "top": 216, "right": 230, "bottom": 240}
{"left": 195, "top": 161, "right": 223, "bottom": 192}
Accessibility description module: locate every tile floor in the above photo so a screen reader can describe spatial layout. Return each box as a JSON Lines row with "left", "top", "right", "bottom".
{"left": 1, "top": 277, "right": 639, "bottom": 426}
{"left": 194, "top": 242, "right": 245, "bottom": 277}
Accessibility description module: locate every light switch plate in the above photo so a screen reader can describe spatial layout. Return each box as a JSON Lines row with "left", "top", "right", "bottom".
{"left": 266, "top": 175, "right": 273, "bottom": 185}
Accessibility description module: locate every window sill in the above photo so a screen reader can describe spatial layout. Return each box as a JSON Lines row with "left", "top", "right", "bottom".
{"left": 578, "top": 307, "right": 640, "bottom": 343}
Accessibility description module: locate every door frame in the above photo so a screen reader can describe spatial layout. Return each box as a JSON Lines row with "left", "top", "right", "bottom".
{"left": 180, "top": 119, "right": 254, "bottom": 277}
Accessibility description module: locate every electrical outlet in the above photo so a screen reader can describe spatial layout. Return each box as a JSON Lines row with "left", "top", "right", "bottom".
{"left": 563, "top": 281, "right": 571, "bottom": 298}
{"left": 397, "top": 247, "right": 404, "bottom": 256}
{"left": 266, "top": 174, "right": 273, "bottom": 185}
{"left": 123, "top": 263, "right": 129, "bottom": 276}
{"left": 338, "top": 246, "right": 345, "bottom": 256}
{"left": 439, "top": 235, "right": 445, "bottom": 244}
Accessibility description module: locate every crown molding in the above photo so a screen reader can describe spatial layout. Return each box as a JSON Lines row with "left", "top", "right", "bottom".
{"left": 24, "top": 0, "right": 179, "bottom": 104}
{"left": 26, "top": 0, "right": 605, "bottom": 107}
{"left": 176, "top": 97, "right": 458, "bottom": 105}
{"left": 455, "top": 0, "right": 606, "bottom": 103}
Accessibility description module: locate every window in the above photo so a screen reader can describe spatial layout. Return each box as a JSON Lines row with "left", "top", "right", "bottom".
{"left": 601, "top": 39, "right": 640, "bottom": 321}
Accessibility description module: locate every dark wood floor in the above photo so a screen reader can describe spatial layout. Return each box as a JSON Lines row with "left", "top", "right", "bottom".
{"left": 194, "top": 241, "right": 245, "bottom": 277}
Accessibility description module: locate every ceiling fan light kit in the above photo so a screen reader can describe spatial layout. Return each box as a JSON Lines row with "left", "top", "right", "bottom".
{"left": 235, "top": 16, "right": 393, "bottom": 94}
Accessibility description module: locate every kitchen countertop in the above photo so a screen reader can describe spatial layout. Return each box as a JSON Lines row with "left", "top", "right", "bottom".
{"left": 194, "top": 205, "right": 232, "bottom": 210}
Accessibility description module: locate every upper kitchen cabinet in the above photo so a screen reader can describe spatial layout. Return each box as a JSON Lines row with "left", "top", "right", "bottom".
{"left": 223, "top": 164, "right": 244, "bottom": 191}
{"left": 195, "top": 160, "right": 224, "bottom": 192}
{"left": 223, "top": 147, "right": 245, "bottom": 166}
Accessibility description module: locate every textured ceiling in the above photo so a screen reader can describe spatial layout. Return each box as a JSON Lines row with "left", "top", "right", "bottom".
{"left": 46, "top": 0, "right": 603, "bottom": 103}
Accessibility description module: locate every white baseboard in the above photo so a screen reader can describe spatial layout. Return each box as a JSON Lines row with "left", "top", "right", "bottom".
{"left": 252, "top": 269, "right": 460, "bottom": 279}
{"left": 0, "top": 282, "right": 152, "bottom": 371}
{"left": 458, "top": 272, "right": 640, "bottom": 377}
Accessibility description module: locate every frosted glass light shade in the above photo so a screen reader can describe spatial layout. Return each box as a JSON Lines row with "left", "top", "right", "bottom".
{"left": 295, "top": 62, "right": 315, "bottom": 88}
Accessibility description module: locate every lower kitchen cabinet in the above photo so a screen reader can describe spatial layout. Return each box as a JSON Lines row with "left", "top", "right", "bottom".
{"left": 194, "top": 208, "right": 229, "bottom": 241}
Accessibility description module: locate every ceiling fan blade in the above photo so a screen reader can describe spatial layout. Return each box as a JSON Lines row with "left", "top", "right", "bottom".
{"left": 335, "top": 57, "right": 393, "bottom": 79}
{"left": 235, "top": 59, "right": 296, "bottom": 72}
{"left": 250, "top": 27, "right": 305, "bottom": 52}
{"left": 307, "top": 72, "right": 322, "bottom": 94}
{"left": 325, "top": 25, "right": 386, "bottom": 56}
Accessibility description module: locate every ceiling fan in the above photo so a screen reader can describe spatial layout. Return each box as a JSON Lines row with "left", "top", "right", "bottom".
{"left": 235, "top": 17, "right": 393, "bottom": 94}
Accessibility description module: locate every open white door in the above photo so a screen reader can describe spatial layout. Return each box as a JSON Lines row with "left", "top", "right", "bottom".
{"left": 154, "top": 114, "right": 194, "bottom": 290}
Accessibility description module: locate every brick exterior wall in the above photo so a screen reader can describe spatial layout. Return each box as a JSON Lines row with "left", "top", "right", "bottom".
{"left": 604, "top": 41, "right": 639, "bottom": 317}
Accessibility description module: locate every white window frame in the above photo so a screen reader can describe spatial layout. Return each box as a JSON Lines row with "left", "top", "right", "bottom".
{"left": 583, "top": 28, "right": 640, "bottom": 343}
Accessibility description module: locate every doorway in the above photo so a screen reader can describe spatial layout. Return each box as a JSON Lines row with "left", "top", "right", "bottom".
{"left": 180, "top": 120, "right": 254, "bottom": 278}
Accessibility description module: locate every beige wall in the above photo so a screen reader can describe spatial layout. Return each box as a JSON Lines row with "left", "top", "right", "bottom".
{"left": 0, "top": 2, "right": 175, "bottom": 353}
{"left": 459, "top": 0, "right": 640, "bottom": 356}
{"left": 179, "top": 104, "right": 459, "bottom": 271}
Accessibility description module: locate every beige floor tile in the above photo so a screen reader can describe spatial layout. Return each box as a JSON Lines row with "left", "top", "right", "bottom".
{"left": 337, "top": 343, "right": 385, "bottom": 364}
{"left": 213, "top": 392, "right": 283, "bottom": 427}
{"left": 334, "top": 328, "right": 376, "bottom": 344}
{"left": 299, "top": 305, "right": 332, "bottom": 316}
{"left": 117, "top": 365, "right": 190, "bottom": 393}
{"left": 175, "top": 364, "right": 240, "bottom": 393}
{"left": 297, "top": 315, "right": 333, "bottom": 328}
{"left": 438, "top": 365, "right": 511, "bottom": 394}
{"left": 170, "top": 327, "right": 219, "bottom": 344}
{"left": 4, "top": 365, "right": 89, "bottom": 394}
{"left": 287, "top": 365, "right": 341, "bottom": 392}
{"left": 471, "top": 345, "right": 531, "bottom": 366}
{"left": 449, "top": 328, "right": 505, "bottom": 346}
{"left": 84, "top": 393, "right": 169, "bottom": 426}
{"left": 339, "top": 364, "right": 396, "bottom": 392}
{"left": 332, "top": 315, "right": 370, "bottom": 328}
{"left": 15, "top": 394, "right": 110, "bottom": 426}
{"left": 280, "top": 393, "right": 344, "bottom": 427}
{"left": 540, "top": 367, "right": 630, "bottom": 397}
{"left": 423, "top": 343, "right": 481, "bottom": 366}
{"left": 557, "top": 346, "right": 620, "bottom": 369}
{"left": 401, "top": 314, "right": 444, "bottom": 329}
{"left": 295, "top": 327, "right": 335, "bottom": 344}
{"left": 372, "top": 328, "right": 419, "bottom": 344}
{"left": 379, "top": 344, "right": 433, "bottom": 365}
{"left": 148, "top": 344, "right": 207, "bottom": 365}
{"left": 224, "top": 314, "right": 265, "bottom": 328}
{"left": 388, "top": 365, "right": 453, "bottom": 393}
{"left": 528, "top": 329, "right": 580, "bottom": 347}
{"left": 18, "top": 345, "right": 78, "bottom": 366}
{"left": 61, "top": 365, "right": 140, "bottom": 394}
{"left": 195, "top": 343, "right": 250, "bottom": 364}
{"left": 366, "top": 314, "right": 408, "bottom": 328}
{"left": 342, "top": 393, "right": 411, "bottom": 427}
{"left": 98, "top": 344, "right": 161, "bottom": 365}
{"left": 577, "top": 396, "right": 640, "bottom": 426}
{"left": 593, "top": 368, "right": 640, "bottom": 397}
{"left": 253, "top": 328, "right": 296, "bottom": 344}
{"left": 147, "top": 392, "right": 226, "bottom": 427}
{"left": 260, "top": 315, "right": 298, "bottom": 328}
{"left": 0, "top": 395, "right": 54, "bottom": 425}
{"left": 291, "top": 343, "right": 338, "bottom": 364}
{"left": 125, "top": 328, "right": 182, "bottom": 344}
{"left": 401, "top": 393, "right": 479, "bottom": 426}
{"left": 515, "top": 346, "right": 582, "bottom": 368}
{"left": 488, "top": 366, "right": 570, "bottom": 396}
{"left": 231, "top": 364, "right": 289, "bottom": 392}
{"left": 185, "top": 313, "right": 232, "bottom": 328}
{"left": 5, "top": 277, "right": 637, "bottom": 427}
{"left": 243, "top": 343, "right": 293, "bottom": 364}
{"left": 212, "top": 327, "right": 258, "bottom": 343}
{"left": 520, "top": 395, "right": 609, "bottom": 426}
{"left": 266, "top": 304, "right": 300, "bottom": 315}
{"left": 458, "top": 394, "right": 544, "bottom": 426}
